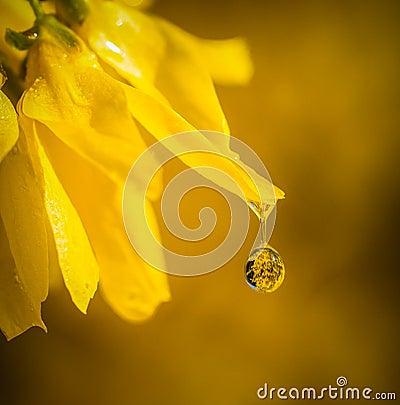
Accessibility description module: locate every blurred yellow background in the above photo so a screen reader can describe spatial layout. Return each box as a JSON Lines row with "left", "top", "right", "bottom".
{"left": 1, "top": 0, "right": 399, "bottom": 403}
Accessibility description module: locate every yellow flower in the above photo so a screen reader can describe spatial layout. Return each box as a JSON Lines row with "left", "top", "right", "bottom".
{"left": 72, "top": 0, "right": 283, "bottom": 202}
{"left": 0, "top": 0, "right": 284, "bottom": 339}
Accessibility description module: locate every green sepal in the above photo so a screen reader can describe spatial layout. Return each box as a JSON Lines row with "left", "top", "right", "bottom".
{"left": 5, "top": 27, "right": 39, "bottom": 51}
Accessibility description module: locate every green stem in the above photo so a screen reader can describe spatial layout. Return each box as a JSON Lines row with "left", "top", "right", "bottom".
{"left": 28, "top": 0, "right": 44, "bottom": 19}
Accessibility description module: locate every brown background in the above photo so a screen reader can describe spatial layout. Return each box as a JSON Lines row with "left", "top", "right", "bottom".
{"left": 1, "top": 0, "right": 399, "bottom": 403}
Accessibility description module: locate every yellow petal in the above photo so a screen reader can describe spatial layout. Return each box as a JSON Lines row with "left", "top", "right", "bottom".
{"left": 20, "top": 118, "right": 100, "bottom": 314}
{"left": 0, "top": 126, "right": 48, "bottom": 304}
{"left": 79, "top": 1, "right": 230, "bottom": 132}
{"left": 102, "top": 196, "right": 171, "bottom": 321}
{"left": 123, "top": 84, "right": 284, "bottom": 204}
{"left": 38, "top": 126, "right": 170, "bottom": 321}
{"left": 0, "top": 88, "right": 19, "bottom": 162}
{"left": 192, "top": 36, "right": 254, "bottom": 86}
{"left": 0, "top": 206, "right": 46, "bottom": 341}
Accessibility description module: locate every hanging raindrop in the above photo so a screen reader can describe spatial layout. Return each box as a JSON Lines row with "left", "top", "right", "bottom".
{"left": 245, "top": 202, "right": 285, "bottom": 293}
{"left": 245, "top": 245, "right": 285, "bottom": 293}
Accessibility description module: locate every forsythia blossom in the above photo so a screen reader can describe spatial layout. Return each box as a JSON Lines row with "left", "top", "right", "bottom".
{"left": 0, "top": 0, "right": 283, "bottom": 340}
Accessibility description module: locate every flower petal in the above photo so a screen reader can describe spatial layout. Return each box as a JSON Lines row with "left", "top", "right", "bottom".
{"left": 38, "top": 127, "right": 170, "bottom": 321}
{"left": 102, "top": 196, "right": 171, "bottom": 321}
{"left": 123, "top": 85, "right": 285, "bottom": 204}
{"left": 0, "top": 219, "right": 47, "bottom": 340}
{"left": 192, "top": 36, "right": 254, "bottom": 86}
{"left": 0, "top": 88, "right": 19, "bottom": 163}
{"left": 80, "top": 1, "right": 230, "bottom": 132}
{"left": 0, "top": 126, "right": 48, "bottom": 304}
{"left": 21, "top": 118, "right": 100, "bottom": 314}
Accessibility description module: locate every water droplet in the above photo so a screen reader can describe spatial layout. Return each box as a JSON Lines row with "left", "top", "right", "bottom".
{"left": 14, "top": 273, "right": 21, "bottom": 285}
{"left": 245, "top": 245, "right": 285, "bottom": 293}
{"left": 245, "top": 200, "right": 284, "bottom": 293}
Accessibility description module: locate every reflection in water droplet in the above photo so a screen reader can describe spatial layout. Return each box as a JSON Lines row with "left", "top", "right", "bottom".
{"left": 245, "top": 245, "right": 285, "bottom": 293}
